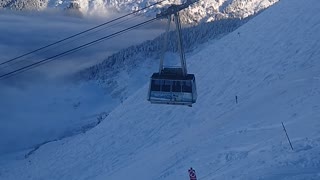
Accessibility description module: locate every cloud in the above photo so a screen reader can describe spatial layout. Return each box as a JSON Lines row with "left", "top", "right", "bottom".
{"left": 0, "top": 10, "right": 163, "bottom": 155}
{"left": 0, "top": 10, "right": 163, "bottom": 81}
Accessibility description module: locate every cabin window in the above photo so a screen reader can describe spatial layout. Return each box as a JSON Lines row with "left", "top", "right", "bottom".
{"left": 162, "top": 80, "right": 172, "bottom": 92}
{"left": 172, "top": 81, "right": 182, "bottom": 92}
{"left": 182, "top": 81, "right": 192, "bottom": 92}
{"left": 151, "top": 80, "right": 161, "bottom": 91}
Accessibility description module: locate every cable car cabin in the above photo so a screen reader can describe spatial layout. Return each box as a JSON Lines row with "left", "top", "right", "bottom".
{"left": 148, "top": 68, "right": 197, "bottom": 106}
{"left": 148, "top": 6, "right": 198, "bottom": 106}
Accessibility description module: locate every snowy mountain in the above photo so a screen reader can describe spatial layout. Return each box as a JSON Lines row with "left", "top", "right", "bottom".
{"left": 0, "top": 0, "right": 279, "bottom": 23}
{"left": 1, "top": 0, "right": 319, "bottom": 179}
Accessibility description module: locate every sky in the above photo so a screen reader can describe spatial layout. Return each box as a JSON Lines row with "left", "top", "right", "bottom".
{"left": 0, "top": 9, "right": 164, "bottom": 155}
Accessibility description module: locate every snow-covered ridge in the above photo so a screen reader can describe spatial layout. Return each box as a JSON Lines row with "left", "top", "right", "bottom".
{"left": 0, "top": 0, "right": 279, "bottom": 23}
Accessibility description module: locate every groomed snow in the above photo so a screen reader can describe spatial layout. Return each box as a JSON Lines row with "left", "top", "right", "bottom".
{"left": 1, "top": 0, "right": 320, "bottom": 179}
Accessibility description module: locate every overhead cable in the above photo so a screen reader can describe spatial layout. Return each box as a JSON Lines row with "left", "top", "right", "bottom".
{"left": 0, "top": 13, "right": 144, "bottom": 69}
{"left": 0, "top": 0, "right": 166, "bottom": 66}
{"left": 0, "top": 18, "right": 158, "bottom": 79}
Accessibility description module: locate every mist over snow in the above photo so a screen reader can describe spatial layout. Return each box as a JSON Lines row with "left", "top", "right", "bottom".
{"left": 0, "top": 10, "right": 164, "bottom": 80}
{"left": 0, "top": 10, "right": 163, "bottom": 155}
{"left": 0, "top": 81, "right": 118, "bottom": 154}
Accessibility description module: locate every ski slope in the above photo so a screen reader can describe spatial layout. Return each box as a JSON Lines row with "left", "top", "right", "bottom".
{"left": 1, "top": 0, "right": 320, "bottom": 179}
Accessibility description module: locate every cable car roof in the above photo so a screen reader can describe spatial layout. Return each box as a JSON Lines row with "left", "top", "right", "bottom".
{"left": 151, "top": 72, "right": 195, "bottom": 80}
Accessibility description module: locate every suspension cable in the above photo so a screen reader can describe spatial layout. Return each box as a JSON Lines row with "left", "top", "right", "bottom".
{"left": 0, "top": 18, "right": 158, "bottom": 80}
{"left": 1, "top": 13, "right": 144, "bottom": 69}
{"left": 0, "top": 0, "right": 165, "bottom": 66}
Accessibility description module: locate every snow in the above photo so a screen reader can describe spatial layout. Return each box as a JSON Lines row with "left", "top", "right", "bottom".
{"left": 1, "top": 0, "right": 320, "bottom": 179}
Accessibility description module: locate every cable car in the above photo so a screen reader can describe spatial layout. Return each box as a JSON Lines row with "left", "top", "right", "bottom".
{"left": 148, "top": 68, "right": 197, "bottom": 106}
{"left": 147, "top": 4, "right": 197, "bottom": 106}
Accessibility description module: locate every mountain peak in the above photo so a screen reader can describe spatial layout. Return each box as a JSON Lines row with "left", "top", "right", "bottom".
{"left": 1, "top": 0, "right": 279, "bottom": 23}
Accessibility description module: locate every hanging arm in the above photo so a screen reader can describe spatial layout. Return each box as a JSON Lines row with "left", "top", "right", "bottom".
{"left": 174, "top": 12, "right": 187, "bottom": 76}
{"left": 159, "top": 16, "right": 171, "bottom": 74}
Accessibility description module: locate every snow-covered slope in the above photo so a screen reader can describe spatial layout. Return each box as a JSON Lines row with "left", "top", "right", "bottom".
{"left": 1, "top": 0, "right": 278, "bottom": 23}
{"left": 1, "top": 0, "right": 320, "bottom": 179}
